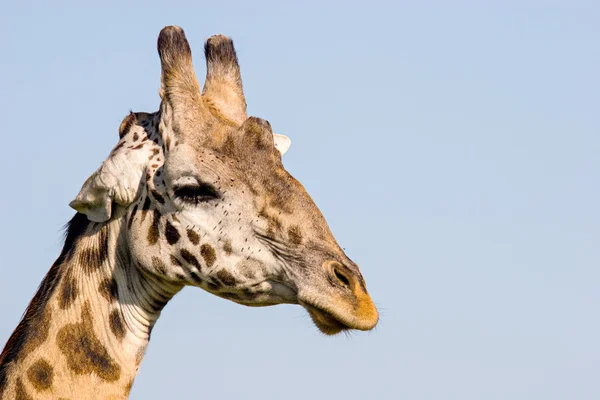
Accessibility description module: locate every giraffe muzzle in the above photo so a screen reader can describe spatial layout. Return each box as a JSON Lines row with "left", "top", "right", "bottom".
{"left": 298, "top": 260, "right": 379, "bottom": 335}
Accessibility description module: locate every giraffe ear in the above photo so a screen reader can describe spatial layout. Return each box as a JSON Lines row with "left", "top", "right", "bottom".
{"left": 273, "top": 133, "right": 291, "bottom": 155}
{"left": 69, "top": 149, "right": 148, "bottom": 222}
{"left": 69, "top": 172, "right": 113, "bottom": 222}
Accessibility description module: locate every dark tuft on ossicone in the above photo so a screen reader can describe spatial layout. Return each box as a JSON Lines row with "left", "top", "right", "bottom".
{"left": 204, "top": 35, "right": 238, "bottom": 67}
{"left": 157, "top": 26, "right": 192, "bottom": 69}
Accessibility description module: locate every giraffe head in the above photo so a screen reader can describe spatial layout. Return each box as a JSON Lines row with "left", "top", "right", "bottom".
{"left": 69, "top": 26, "right": 378, "bottom": 335}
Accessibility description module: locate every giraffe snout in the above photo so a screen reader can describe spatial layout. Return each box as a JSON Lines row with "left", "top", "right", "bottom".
{"left": 325, "top": 261, "right": 362, "bottom": 292}
{"left": 298, "top": 260, "right": 378, "bottom": 335}
{"left": 325, "top": 260, "right": 379, "bottom": 327}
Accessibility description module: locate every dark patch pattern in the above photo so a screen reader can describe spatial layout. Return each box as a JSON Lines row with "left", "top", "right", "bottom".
{"left": 165, "top": 221, "right": 180, "bottom": 245}
{"left": 0, "top": 305, "right": 51, "bottom": 394}
{"left": 79, "top": 225, "right": 109, "bottom": 272}
{"left": 147, "top": 210, "right": 161, "bottom": 245}
{"left": 151, "top": 190, "right": 165, "bottom": 205}
{"left": 152, "top": 256, "right": 167, "bottom": 275}
{"left": 288, "top": 225, "right": 303, "bottom": 246}
{"left": 98, "top": 278, "right": 119, "bottom": 303}
{"left": 27, "top": 358, "right": 53, "bottom": 391}
{"left": 140, "top": 196, "right": 151, "bottom": 223}
{"left": 186, "top": 229, "right": 200, "bottom": 245}
{"left": 190, "top": 271, "right": 203, "bottom": 284}
{"left": 109, "top": 310, "right": 126, "bottom": 342}
{"left": 56, "top": 303, "right": 121, "bottom": 382}
{"left": 223, "top": 239, "right": 232, "bottom": 255}
{"left": 216, "top": 270, "right": 237, "bottom": 286}
{"left": 170, "top": 254, "right": 182, "bottom": 267}
{"left": 200, "top": 244, "right": 216, "bottom": 267}
{"left": 58, "top": 275, "right": 78, "bottom": 310}
{"left": 0, "top": 213, "right": 89, "bottom": 394}
{"left": 142, "top": 196, "right": 152, "bottom": 210}
{"left": 180, "top": 249, "right": 202, "bottom": 271}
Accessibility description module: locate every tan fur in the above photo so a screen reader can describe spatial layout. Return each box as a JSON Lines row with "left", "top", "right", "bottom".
{"left": 0, "top": 26, "right": 377, "bottom": 399}
{"left": 1, "top": 220, "right": 146, "bottom": 399}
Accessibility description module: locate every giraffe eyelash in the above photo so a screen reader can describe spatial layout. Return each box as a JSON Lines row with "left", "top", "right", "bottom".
{"left": 173, "top": 183, "right": 220, "bottom": 204}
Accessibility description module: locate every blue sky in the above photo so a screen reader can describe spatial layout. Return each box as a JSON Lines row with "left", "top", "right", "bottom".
{"left": 1, "top": 1, "right": 598, "bottom": 399}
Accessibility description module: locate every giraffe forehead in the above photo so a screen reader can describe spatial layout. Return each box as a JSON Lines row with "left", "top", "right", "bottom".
{"left": 159, "top": 136, "right": 334, "bottom": 253}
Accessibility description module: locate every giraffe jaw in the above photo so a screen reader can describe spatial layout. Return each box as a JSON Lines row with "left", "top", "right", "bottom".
{"left": 303, "top": 303, "right": 350, "bottom": 335}
{"left": 299, "top": 298, "right": 379, "bottom": 336}
{"left": 296, "top": 261, "right": 379, "bottom": 335}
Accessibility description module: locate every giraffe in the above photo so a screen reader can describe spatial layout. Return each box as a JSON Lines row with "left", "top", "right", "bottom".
{"left": 0, "top": 26, "right": 378, "bottom": 399}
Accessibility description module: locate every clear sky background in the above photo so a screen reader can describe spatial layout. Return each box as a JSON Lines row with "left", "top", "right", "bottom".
{"left": 0, "top": 1, "right": 598, "bottom": 399}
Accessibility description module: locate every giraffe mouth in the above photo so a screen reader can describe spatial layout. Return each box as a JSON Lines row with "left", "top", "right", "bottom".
{"left": 302, "top": 303, "right": 351, "bottom": 335}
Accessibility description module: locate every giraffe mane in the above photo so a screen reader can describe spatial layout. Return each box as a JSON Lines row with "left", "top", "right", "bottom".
{"left": 0, "top": 213, "right": 90, "bottom": 395}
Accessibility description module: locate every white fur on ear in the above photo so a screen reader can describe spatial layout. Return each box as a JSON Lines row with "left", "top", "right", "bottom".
{"left": 273, "top": 133, "right": 291, "bottom": 155}
{"left": 69, "top": 172, "right": 113, "bottom": 222}
{"left": 70, "top": 146, "right": 150, "bottom": 222}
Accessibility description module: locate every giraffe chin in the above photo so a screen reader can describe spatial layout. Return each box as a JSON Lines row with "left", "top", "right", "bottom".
{"left": 304, "top": 305, "right": 351, "bottom": 335}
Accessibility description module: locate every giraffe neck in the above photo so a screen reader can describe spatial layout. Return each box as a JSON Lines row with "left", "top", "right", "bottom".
{"left": 0, "top": 213, "right": 182, "bottom": 400}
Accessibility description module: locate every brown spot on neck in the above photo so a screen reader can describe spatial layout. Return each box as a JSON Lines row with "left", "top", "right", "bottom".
{"left": 0, "top": 214, "right": 90, "bottom": 395}
{"left": 58, "top": 273, "right": 79, "bottom": 310}
{"left": 56, "top": 302, "right": 121, "bottom": 382}
{"left": 98, "top": 277, "right": 119, "bottom": 303}
{"left": 109, "top": 310, "right": 126, "bottom": 342}
{"left": 0, "top": 305, "right": 52, "bottom": 394}
{"left": 26, "top": 358, "right": 53, "bottom": 391}
{"left": 78, "top": 225, "right": 109, "bottom": 272}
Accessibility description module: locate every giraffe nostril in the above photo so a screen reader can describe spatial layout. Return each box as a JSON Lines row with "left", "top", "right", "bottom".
{"left": 333, "top": 267, "right": 351, "bottom": 288}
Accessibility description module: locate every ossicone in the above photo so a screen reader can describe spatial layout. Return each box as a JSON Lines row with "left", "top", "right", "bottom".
{"left": 202, "top": 34, "right": 247, "bottom": 125}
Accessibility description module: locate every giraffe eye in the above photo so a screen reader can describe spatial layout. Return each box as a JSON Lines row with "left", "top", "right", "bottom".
{"left": 173, "top": 183, "right": 219, "bottom": 204}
